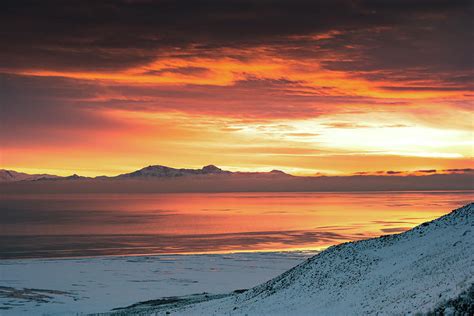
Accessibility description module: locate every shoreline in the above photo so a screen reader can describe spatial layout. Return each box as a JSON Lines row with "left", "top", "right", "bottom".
{"left": 0, "top": 248, "right": 324, "bottom": 262}
{"left": 2, "top": 174, "right": 473, "bottom": 194}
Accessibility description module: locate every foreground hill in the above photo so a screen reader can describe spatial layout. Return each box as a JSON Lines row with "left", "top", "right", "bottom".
{"left": 112, "top": 203, "right": 474, "bottom": 315}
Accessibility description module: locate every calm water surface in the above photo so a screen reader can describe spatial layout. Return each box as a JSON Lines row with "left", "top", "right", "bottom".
{"left": 0, "top": 191, "right": 472, "bottom": 258}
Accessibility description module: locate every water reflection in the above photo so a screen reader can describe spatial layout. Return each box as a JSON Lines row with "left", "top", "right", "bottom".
{"left": 0, "top": 191, "right": 472, "bottom": 258}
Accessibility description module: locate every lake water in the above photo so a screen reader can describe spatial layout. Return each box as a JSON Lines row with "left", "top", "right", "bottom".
{"left": 0, "top": 191, "right": 472, "bottom": 259}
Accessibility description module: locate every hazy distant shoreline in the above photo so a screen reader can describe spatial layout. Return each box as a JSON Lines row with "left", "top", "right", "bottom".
{"left": 1, "top": 173, "right": 473, "bottom": 194}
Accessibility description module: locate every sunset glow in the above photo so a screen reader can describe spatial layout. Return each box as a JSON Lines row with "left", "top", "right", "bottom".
{"left": 1, "top": 4, "right": 473, "bottom": 314}
{"left": 1, "top": 1, "right": 472, "bottom": 176}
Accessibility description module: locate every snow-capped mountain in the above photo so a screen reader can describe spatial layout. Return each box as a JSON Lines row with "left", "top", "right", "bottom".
{"left": 116, "top": 164, "right": 292, "bottom": 178}
{"left": 116, "top": 164, "right": 233, "bottom": 178}
{"left": 0, "top": 169, "right": 60, "bottom": 182}
{"left": 120, "top": 203, "right": 474, "bottom": 315}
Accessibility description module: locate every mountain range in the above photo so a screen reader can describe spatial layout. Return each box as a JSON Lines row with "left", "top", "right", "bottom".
{"left": 0, "top": 165, "right": 289, "bottom": 182}
{"left": 1, "top": 165, "right": 472, "bottom": 192}
{"left": 0, "top": 169, "right": 61, "bottom": 182}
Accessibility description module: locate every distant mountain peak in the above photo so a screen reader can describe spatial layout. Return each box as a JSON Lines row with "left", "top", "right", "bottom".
{"left": 270, "top": 169, "right": 287, "bottom": 174}
{"left": 202, "top": 164, "right": 223, "bottom": 173}
{"left": 64, "top": 174, "right": 83, "bottom": 180}
{"left": 117, "top": 164, "right": 231, "bottom": 178}
{"left": 140, "top": 165, "right": 172, "bottom": 172}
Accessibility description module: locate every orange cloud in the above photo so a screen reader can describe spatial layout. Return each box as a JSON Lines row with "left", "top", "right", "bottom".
{"left": 1, "top": 1, "right": 472, "bottom": 176}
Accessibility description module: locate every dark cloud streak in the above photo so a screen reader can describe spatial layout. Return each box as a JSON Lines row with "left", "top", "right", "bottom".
{"left": 1, "top": 0, "right": 472, "bottom": 75}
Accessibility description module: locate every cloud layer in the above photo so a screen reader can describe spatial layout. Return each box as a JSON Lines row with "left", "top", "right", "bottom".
{"left": 1, "top": 0, "right": 472, "bottom": 175}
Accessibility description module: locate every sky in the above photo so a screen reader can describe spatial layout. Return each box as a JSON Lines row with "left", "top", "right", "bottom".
{"left": 1, "top": 0, "right": 473, "bottom": 176}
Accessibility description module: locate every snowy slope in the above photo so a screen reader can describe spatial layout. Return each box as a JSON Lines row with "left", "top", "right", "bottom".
{"left": 122, "top": 203, "right": 474, "bottom": 315}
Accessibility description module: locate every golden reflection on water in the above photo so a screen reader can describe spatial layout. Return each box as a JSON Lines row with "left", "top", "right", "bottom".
{"left": 1, "top": 191, "right": 472, "bottom": 256}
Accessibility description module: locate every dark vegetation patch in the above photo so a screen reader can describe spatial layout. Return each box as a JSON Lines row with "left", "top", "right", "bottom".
{"left": 0, "top": 286, "right": 73, "bottom": 304}
{"left": 425, "top": 284, "right": 474, "bottom": 315}
{"left": 233, "top": 289, "right": 248, "bottom": 294}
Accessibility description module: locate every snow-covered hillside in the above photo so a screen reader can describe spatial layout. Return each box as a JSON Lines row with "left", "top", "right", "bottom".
{"left": 117, "top": 203, "right": 474, "bottom": 315}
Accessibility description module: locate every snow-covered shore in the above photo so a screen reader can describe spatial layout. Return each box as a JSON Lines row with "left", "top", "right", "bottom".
{"left": 115, "top": 203, "right": 474, "bottom": 315}
{"left": 0, "top": 251, "right": 315, "bottom": 315}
